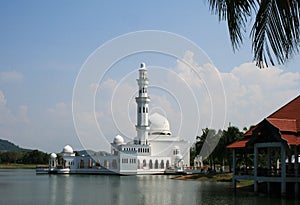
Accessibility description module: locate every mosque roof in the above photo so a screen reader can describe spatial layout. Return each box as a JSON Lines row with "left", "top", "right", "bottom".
{"left": 149, "top": 113, "right": 171, "bottom": 135}
{"left": 62, "top": 145, "right": 74, "bottom": 153}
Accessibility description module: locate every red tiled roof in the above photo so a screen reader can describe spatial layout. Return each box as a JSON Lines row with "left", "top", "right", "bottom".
{"left": 268, "top": 95, "right": 300, "bottom": 131}
{"left": 244, "top": 126, "right": 256, "bottom": 137}
{"left": 267, "top": 95, "right": 300, "bottom": 132}
{"left": 227, "top": 95, "right": 300, "bottom": 149}
{"left": 281, "top": 134, "right": 300, "bottom": 145}
{"left": 227, "top": 138, "right": 249, "bottom": 149}
{"left": 267, "top": 118, "right": 297, "bottom": 132}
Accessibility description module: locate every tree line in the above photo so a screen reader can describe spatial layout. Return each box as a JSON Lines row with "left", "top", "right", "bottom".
{"left": 0, "top": 150, "right": 49, "bottom": 164}
{"left": 190, "top": 125, "right": 245, "bottom": 171}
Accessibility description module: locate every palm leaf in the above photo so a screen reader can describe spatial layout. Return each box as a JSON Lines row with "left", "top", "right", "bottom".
{"left": 208, "top": 0, "right": 256, "bottom": 50}
{"left": 208, "top": 0, "right": 300, "bottom": 68}
{"left": 251, "top": 0, "right": 300, "bottom": 67}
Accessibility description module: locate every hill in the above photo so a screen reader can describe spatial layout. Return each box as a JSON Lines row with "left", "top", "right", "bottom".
{"left": 0, "top": 139, "right": 30, "bottom": 152}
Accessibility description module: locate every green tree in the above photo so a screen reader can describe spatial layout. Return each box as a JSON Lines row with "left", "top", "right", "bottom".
{"left": 22, "top": 150, "right": 49, "bottom": 164}
{"left": 208, "top": 0, "right": 300, "bottom": 67}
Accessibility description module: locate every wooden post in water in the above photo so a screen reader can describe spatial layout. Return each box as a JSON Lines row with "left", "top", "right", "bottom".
{"left": 232, "top": 149, "right": 236, "bottom": 190}
{"left": 281, "top": 144, "right": 286, "bottom": 196}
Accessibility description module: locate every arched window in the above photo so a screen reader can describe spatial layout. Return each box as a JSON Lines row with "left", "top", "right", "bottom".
{"left": 155, "top": 160, "right": 159, "bottom": 169}
{"left": 143, "top": 159, "right": 147, "bottom": 168}
{"left": 96, "top": 160, "right": 100, "bottom": 167}
{"left": 160, "top": 160, "right": 164, "bottom": 169}
{"left": 112, "top": 159, "right": 117, "bottom": 169}
{"left": 80, "top": 159, "right": 84, "bottom": 168}
{"left": 88, "top": 159, "right": 92, "bottom": 168}
{"left": 149, "top": 160, "right": 153, "bottom": 169}
{"left": 104, "top": 160, "right": 109, "bottom": 168}
{"left": 137, "top": 159, "right": 141, "bottom": 169}
{"left": 166, "top": 160, "right": 170, "bottom": 169}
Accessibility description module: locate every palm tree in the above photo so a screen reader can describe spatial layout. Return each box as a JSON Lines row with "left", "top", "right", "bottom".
{"left": 208, "top": 0, "right": 300, "bottom": 67}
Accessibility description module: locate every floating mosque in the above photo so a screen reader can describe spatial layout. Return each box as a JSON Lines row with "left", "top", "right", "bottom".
{"left": 39, "top": 63, "right": 190, "bottom": 175}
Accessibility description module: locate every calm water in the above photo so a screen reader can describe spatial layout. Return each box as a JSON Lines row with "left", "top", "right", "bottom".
{"left": 0, "top": 169, "right": 298, "bottom": 205}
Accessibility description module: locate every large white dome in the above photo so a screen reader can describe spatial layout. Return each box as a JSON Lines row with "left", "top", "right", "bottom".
{"left": 62, "top": 145, "right": 74, "bottom": 154}
{"left": 149, "top": 113, "right": 171, "bottom": 135}
{"left": 113, "top": 135, "right": 124, "bottom": 145}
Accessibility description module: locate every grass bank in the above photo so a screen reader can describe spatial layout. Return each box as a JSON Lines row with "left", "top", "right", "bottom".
{"left": 174, "top": 173, "right": 254, "bottom": 188}
{"left": 174, "top": 173, "right": 232, "bottom": 182}
{"left": 0, "top": 164, "right": 47, "bottom": 169}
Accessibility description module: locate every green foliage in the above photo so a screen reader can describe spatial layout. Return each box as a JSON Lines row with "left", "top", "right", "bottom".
{"left": 207, "top": 0, "right": 300, "bottom": 67}
{"left": 0, "top": 150, "right": 49, "bottom": 164}
{"left": 191, "top": 125, "right": 244, "bottom": 170}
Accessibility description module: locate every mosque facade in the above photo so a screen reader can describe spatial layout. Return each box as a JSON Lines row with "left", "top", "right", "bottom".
{"left": 43, "top": 63, "right": 190, "bottom": 175}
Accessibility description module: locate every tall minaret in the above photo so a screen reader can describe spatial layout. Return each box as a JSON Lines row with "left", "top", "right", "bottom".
{"left": 135, "top": 63, "right": 150, "bottom": 145}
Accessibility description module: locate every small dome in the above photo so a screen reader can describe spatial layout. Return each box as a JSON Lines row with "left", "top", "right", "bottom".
{"left": 50, "top": 153, "right": 57, "bottom": 159}
{"left": 140, "top": 62, "right": 146, "bottom": 69}
{"left": 113, "top": 135, "right": 124, "bottom": 145}
{"left": 62, "top": 145, "right": 74, "bottom": 154}
{"left": 149, "top": 113, "right": 171, "bottom": 135}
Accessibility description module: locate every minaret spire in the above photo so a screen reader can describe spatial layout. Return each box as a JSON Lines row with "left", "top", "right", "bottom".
{"left": 135, "top": 63, "right": 150, "bottom": 145}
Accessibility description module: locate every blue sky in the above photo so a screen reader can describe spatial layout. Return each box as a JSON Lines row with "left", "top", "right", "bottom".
{"left": 0, "top": 1, "right": 299, "bottom": 152}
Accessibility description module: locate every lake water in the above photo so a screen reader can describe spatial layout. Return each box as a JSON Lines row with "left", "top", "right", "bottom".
{"left": 0, "top": 169, "right": 299, "bottom": 205}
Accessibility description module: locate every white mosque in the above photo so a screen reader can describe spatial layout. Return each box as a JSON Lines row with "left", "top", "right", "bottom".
{"left": 41, "top": 63, "right": 190, "bottom": 175}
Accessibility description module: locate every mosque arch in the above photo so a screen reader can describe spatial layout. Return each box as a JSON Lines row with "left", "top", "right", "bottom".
{"left": 138, "top": 159, "right": 141, "bottom": 169}
{"left": 112, "top": 159, "right": 117, "bottom": 169}
{"left": 88, "top": 159, "right": 92, "bottom": 168}
{"left": 80, "top": 159, "right": 84, "bottom": 168}
{"left": 155, "top": 160, "right": 159, "bottom": 169}
{"left": 166, "top": 160, "right": 170, "bottom": 169}
{"left": 104, "top": 160, "right": 109, "bottom": 168}
{"left": 149, "top": 160, "right": 153, "bottom": 169}
{"left": 160, "top": 160, "right": 164, "bottom": 169}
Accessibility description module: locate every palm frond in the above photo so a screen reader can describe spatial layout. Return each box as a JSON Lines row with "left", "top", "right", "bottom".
{"left": 208, "top": 0, "right": 256, "bottom": 50}
{"left": 208, "top": 0, "right": 300, "bottom": 68}
{"left": 251, "top": 0, "right": 300, "bottom": 67}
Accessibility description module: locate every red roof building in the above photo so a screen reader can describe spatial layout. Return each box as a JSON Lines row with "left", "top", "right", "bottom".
{"left": 228, "top": 95, "right": 300, "bottom": 196}
{"left": 228, "top": 95, "right": 300, "bottom": 148}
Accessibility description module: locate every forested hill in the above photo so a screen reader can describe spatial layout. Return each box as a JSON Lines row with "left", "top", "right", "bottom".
{"left": 0, "top": 139, "right": 30, "bottom": 152}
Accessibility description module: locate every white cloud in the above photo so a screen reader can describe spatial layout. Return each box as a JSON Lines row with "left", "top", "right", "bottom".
{"left": 79, "top": 51, "right": 300, "bottom": 151}
{"left": 222, "top": 62, "right": 300, "bottom": 128}
{"left": 0, "top": 89, "right": 32, "bottom": 148}
{"left": 0, "top": 71, "right": 24, "bottom": 83}
{"left": 1, "top": 51, "right": 299, "bottom": 153}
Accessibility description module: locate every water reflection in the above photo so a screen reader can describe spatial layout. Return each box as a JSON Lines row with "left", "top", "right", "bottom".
{"left": 0, "top": 170, "right": 299, "bottom": 205}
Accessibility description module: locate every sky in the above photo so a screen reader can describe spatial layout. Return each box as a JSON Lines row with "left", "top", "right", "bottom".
{"left": 0, "top": 1, "right": 299, "bottom": 152}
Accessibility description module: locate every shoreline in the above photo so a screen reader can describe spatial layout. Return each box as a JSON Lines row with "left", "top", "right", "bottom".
{"left": 173, "top": 173, "right": 232, "bottom": 182}
{"left": 173, "top": 173, "right": 254, "bottom": 188}
{"left": 0, "top": 164, "right": 47, "bottom": 169}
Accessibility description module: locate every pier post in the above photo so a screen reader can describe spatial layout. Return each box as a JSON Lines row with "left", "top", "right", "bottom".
{"left": 232, "top": 149, "right": 236, "bottom": 190}
{"left": 295, "top": 146, "right": 299, "bottom": 196}
{"left": 267, "top": 147, "right": 271, "bottom": 193}
{"left": 254, "top": 144, "right": 258, "bottom": 193}
{"left": 281, "top": 144, "right": 286, "bottom": 196}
